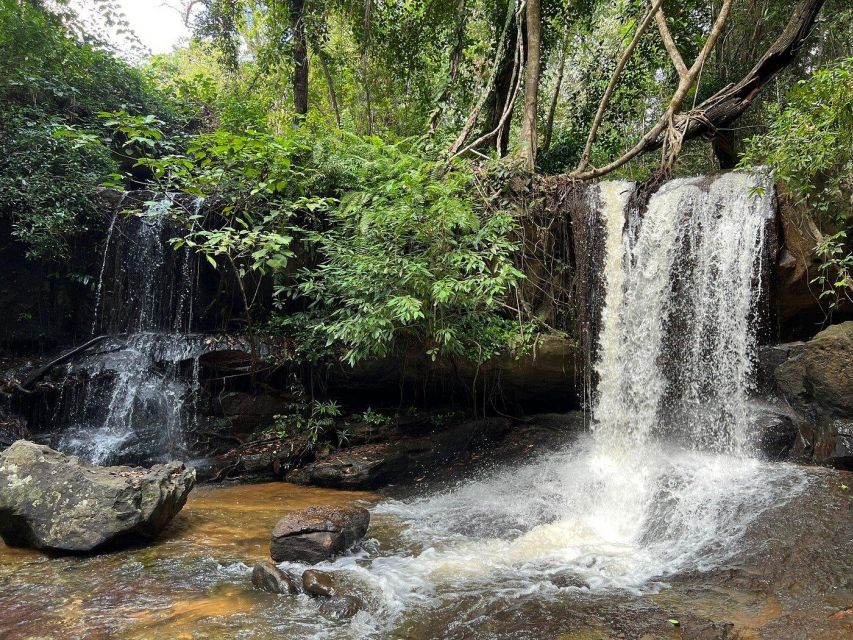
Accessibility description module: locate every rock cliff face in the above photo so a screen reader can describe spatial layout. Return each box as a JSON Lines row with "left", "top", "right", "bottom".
{"left": 0, "top": 440, "right": 195, "bottom": 552}
{"left": 1, "top": 182, "right": 850, "bottom": 472}
{"left": 772, "top": 189, "right": 852, "bottom": 340}
{"left": 760, "top": 322, "right": 853, "bottom": 468}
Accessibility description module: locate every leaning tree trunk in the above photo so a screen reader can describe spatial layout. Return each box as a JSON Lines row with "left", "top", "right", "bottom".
{"left": 519, "top": 0, "right": 541, "bottom": 170}
{"left": 665, "top": 0, "right": 826, "bottom": 148}
{"left": 291, "top": 0, "right": 309, "bottom": 118}
{"left": 543, "top": 36, "right": 568, "bottom": 153}
{"left": 318, "top": 50, "right": 342, "bottom": 128}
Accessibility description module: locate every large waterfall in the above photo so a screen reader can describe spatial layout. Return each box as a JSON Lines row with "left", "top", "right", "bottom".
{"left": 593, "top": 172, "right": 775, "bottom": 453}
{"left": 270, "top": 173, "right": 807, "bottom": 634}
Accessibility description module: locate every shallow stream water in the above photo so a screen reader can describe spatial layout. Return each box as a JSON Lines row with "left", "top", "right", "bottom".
{"left": 1, "top": 449, "right": 849, "bottom": 640}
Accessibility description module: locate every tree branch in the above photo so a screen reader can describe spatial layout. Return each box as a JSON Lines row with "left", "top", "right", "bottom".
{"left": 575, "top": 0, "right": 666, "bottom": 173}
{"left": 448, "top": 0, "right": 519, "bottom": 158}
{"left": 570, "top": 0, "right": 733, "bottom": 180}
{"left": 655, "top": 9, "right": 687, "bottom": 79}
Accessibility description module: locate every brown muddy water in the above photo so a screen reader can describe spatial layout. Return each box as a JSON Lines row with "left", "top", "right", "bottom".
{"left": 0, "top": 451, "right": 850, "bottom": 640}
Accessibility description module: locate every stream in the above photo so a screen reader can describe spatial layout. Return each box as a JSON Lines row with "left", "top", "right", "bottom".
{"left": 1, "top": 458, "right": 849, "bottom": 639}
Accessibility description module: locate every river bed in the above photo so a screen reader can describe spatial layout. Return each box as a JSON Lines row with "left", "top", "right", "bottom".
{"left": 1, "top": 443, "right": 850, "bottom": 639}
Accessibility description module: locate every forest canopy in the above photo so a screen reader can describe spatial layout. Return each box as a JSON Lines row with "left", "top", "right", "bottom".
{"left": 1, "top": 0, "right": 851, "bottom": 365}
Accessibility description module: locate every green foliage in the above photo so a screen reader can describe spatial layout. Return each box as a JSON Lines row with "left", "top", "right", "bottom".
{"left": 144, "top": 128, "right": 328, "bottom": 277}
{"left": 0, "top": 107, "right": 116, "bottom": 258}
{"left": 143, "top": 126, "right": 531, "bottom": 368}
{"left": 0, "top": 0, "right": 183, "bottom": 257}
{"left": 740, "top": 58, "right": 853, "bottom": 226}
{"left": 292, "top": 135, "right": 528, "bottom": 366}
{"left": 812, "top": 231, "right": 853, "bottom": 316}
{"left": 272, "top": 399, "right": 344, "bottom": 448}
{"left": 358, "top": 408, "right": 391, "bottom": 427}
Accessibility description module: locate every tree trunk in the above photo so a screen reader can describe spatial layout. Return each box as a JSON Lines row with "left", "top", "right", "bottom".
{"left": 428, "top": 0, "right": 467, "bottom": 135}
{"left": 448, "top": 0, "right": 517, "bottom": 158}
{"left": 318, "top": 50, "right": 342, "bottom": 128}
{"left": 518, "top": 0, "right": 541, "bottom": 170}
{"left": 542, "top": 37, "right": 567, "bottom": 153}
{"left": 484, "top": 1, "right": 521, "bottom": 157}
{"left": 291, "top": 0, "right": 309, "bottom": 118}
{"left": 665, "top": 0, "right": 826, "bottom": 148}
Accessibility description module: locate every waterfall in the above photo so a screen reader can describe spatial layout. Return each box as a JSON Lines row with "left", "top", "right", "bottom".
{"left": 53, "top": 196, "right": 204, "bottom": 465}
{"left": 593, "top": 172, "right": 775, "bottom": 453}
{"left": 298, "top": 173, "right": 806, "bottom": 624}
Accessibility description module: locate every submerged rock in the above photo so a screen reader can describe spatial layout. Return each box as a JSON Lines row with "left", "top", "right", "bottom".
{"left": 302, "top": 569, "right": 338, "bottom": 597}
{"left": 270, "top": 505, "right": 370, "bottom": 563}
{"left": 0, "top": 440, "right": 194, "bottom": 553}
{"left": 251, "top": 559, "right": 300, "bottom": 595}
{"left": 319, "top": 594, "right": 364, "bottom": 619}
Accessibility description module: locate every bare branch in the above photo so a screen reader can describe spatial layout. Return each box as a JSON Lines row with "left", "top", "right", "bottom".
{"left": 575, "top": 0, "right": 666, "bottom": 173}
{"left": 655, "top": 9, "right": 687, "bottom": 79}
{"left": 570, "top": 0, "right": 734, "bottom": 180}
{"left": 448, "top": 0, "right": 519, "bottom": 158}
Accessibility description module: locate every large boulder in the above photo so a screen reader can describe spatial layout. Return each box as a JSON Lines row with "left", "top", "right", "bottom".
{"left": 0, "top": 440, "right": 195, "bottom": 552}
{"left": 775, "top": 322, "right": 853, "bottom": 415}
{"left": 270, "top": 505, "right": 370, "bottom": 564}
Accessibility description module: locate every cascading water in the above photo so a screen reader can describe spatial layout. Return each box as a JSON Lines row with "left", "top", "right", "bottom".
{"left": 53, "top": 196, "right": 204, "bottom": 465}
{"left": 258, "top": 173, "right": 807, "bottom": 636}
{"left": 593, "top": 172, "right": 775, "bottom": 453}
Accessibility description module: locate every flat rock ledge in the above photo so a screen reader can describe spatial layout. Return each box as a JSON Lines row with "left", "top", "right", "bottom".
{"left": 270, "top": 505, "right": 370, "bottom": 564}
{"left": 0, "top": 440, "right": 195, "bottom": 553}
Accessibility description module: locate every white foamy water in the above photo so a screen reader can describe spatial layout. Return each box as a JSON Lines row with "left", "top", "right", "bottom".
{"left": 593, "top": 172, "right": 775, "bottom": 452}
{"left": 263, "top": 173, "right": 806, "bottom": 638}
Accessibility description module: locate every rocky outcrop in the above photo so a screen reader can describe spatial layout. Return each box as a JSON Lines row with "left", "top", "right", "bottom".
{"left": 0, "top": 440, "right": 194, "bottom": 552}
{"left": 761, "top": 323, "right": 853, "bottom": 467}
{"left": 270, "top": 505, "right": 370, "bottom": 563}
{"left": 286, "top": 417, "right": 512, "bottom": 489}
{"left": 775, "top": 322, "right": 853, "bottom": 415}
{"left": 251, "top": 559, "right": 300, "bottom": 594}
{"left": 773, "top": 190, "right": 826, "bottom": 336}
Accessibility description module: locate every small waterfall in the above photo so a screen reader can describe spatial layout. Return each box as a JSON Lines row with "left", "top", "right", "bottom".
{"left": 593, "top": 172, "right": 775, "bottom": 453}
{"left": 53, "top": 196, "right": 204, "bottom": 465}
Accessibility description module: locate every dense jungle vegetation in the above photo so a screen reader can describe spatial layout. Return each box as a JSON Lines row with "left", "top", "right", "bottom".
{"left": 2, "top": 0, "right": 852, "bottom": 368}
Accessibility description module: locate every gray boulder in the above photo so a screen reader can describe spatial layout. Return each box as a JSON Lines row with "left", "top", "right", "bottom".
{"left": 270, "top": 505, "right": 370, "bottom": 563}
{"left": 0, "top": 440, "right": 195, "bottom": 553}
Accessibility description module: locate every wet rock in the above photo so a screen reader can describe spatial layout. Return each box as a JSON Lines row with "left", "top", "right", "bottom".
{"left": 302, "top": 569, "right": 338, "bottom": 597}
{"left": 270, "top": 505, "right": 370, "bottom": 563}
{"left": 549, "top": 572, "right": 588, "bottom": 589}
{"left": 286, "top": 444, "right": 409, "bottom": 489}
{"left": 750, "top": 403, "right": 800, "bottom": 460}
{"left": 319, "top": 594, "right": 363, "bottom": 619}
{"left": 773, "top": 190, "right": 840, "bottom": 336}
{"left": 0, "top": 440, "right": 194, "bottom": 553}
{"left": 251, "top": 559, "right": 300, "bottom": 595}
{"left": 775, "top": 322, "right": 853, "bottom": 415}
{"left": 287, "top": 418, "right": 512, "bottom": 489}
{"left": 218, "top": 392, "right": 292, "bottom": 432}
{"left": 755, "top": 344, "right": 797, "bottom": 394}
